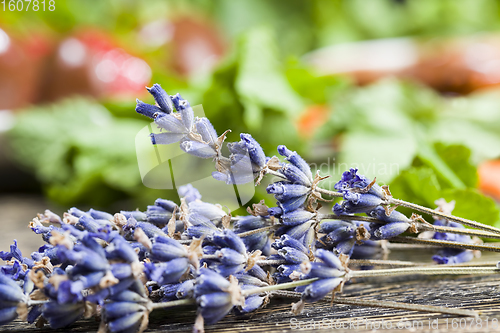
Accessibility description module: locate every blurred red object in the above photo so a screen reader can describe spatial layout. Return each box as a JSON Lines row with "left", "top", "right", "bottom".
{"left": 305, "top": 34, "right": 500, "bottom": 95}
{"left": 478, "top": 160, "right": 500, "bottom": 202}
{"left": 39, "top": 30, "right": 151, "bottom": 102}
{"left": 169, "top": 17, "right": 226, "bottom": 77}
{"left": 297, "top": 104, "right": 329, "bottom": 139}
{"left": 0, "top": 26, "right": 51, "bottom": 110}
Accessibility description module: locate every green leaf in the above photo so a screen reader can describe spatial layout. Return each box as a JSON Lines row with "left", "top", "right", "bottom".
{"left": 440, "top": 188, "right": 500, "bottom": 227}
{"left": 388, "top": 167, "right": 442, "bottom": 208}
{"left": 338, "top": 130, "right": 418, "bottom": 183}
{"left": 415, "top": 142, "right": 478, "bottom": 190}
{"left": 235, "top": 27, "right": 304, "bottom": 117}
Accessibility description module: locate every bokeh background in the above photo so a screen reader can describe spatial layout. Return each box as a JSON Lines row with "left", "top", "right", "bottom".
{"left": 1, "top": 0, "right": 500, "bottom": 255}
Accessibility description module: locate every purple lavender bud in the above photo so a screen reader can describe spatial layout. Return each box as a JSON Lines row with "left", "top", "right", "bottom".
{"left": 278, "top": 247, "right": 309, "bottom": 264}
{"left": 186, "top": 224, "right": 219, "bottom": 239}
{"left": 281, "top": 209, "right": 315, "bottom": 226}
{"left": 144, "top": 257, "right": 189, "bottom": 285}
{"left": 0, "top": 276, "right": 24, "bottom": 303}
{"left": 315, "top": 249, "right": 343, "bottom": 270}
{"left": 195, "top": 117, "right": 218, "bottom": 146}
{"left": 216, "top": 248, "right": 246, "bottom": 265}
{"left": 194, "top": 268, "right": 230, "bottom": 294}
{"left": 110, "top": 290, "right": 148, "bottom": 303}
{"left": 106, "top": 238, "right": 139, "bottom": 263}
{"left": 150, "top": 242, "right": 187, "bottom": 262}
{"left": 272, "top": 234, "right": 309, "bottom": 254}
{"left": 189, "top": 201, "right": 227, "bottom": 221}
{"left": 151, "top": 132, "right": 186, "bottom": 145}
{"left": 108, "top": 312, "right": 145, "bottom": 333}
{"left": 58, "top": 247, "right": 109, "bottom": 272}
{"left": 227, "top": 141, "right": 248, "bottom": 155}
{"left": 0, "top": 240, "right": 23, "bottom": 263}
{"left": 180, "top": 139, "right": 217, "bottom": 159}
{"left": 27, "top": 305, "right": 42, "bottom": 324}
{"left": 212, "top": 230, "right": 247, "bottom": 255}
{"left": 198, "top": 292, "right": 231, "bottom": 308}
{"left": 332, "top": 203, "right": 346, "bottom": 216}
{"left": 136, "top": 221, "right": 166, "bottom": 238}
{"left": 42, "top": 302, "right": 85, "bottom": 329}
{"left": 104, "top": 301, "right": 147, "bottom": 319}
{"left": 179, "top": 184, "right": 202, "bottom": 203}
{"left": 277, "top": 194, "right": 308, "bottom": 214}
{"left": 110, "top": 263, "right": 134, "bottom": 280}
{"left": 120, "top": 210, "right": 147, "bottom": 221}
{"left": 240, "top": 133, "right": 266, "bottom": 168}
{"left": 300, "top": 278, "right": 343, "bottom": 303}
{"left": 212, "top": 263, "right": 245, "bottom": 277}
{"left": 277, "top": 221, "right": 313, "bottom": 240}
{"left": 318, "top": 220, "right": 353, "bottom": 234}
{"left": 0, "top": 307, "right": 20, "bottom": 325}
{"left": 155, "top": 198, "right": 178, "bottom": 212}
{"left": 147, "top": 83, "right": 174, "bottom": 114}
{"left": 177, "top": 279, "right": 195, "bottom": 299}
{"left": 267, "top": 183, "right": 310, "bottom": 200}
{"left": 233, "top": 216, "right": 267, "bottom": 231}
{"left": 371, "top": 221, "right": 409, "bottom": 240}
{"left": 236, "top": 293, "right": 264, "bottom": 314}
{"left": 77, "top": 214, "right": 101, "bottom": 233}
{"left": 68, "top": 207, "right": 86, "bottom": 217}
{"left": 88, "top": 208, "right": 113, "bottom": 221}
{"left": 280, "top": 164, "right": 311, "bottom": 187}
{"left": 303, "top": 263, "right": 344, "bottom": 280}
{"left": 334, "top": 168, "right": 384, "bottom": 198}
{"left": 276, "top": 264, "right": 301, "bottom": 282}
{"left": 267, "top": 206, "right": 283, "bottom": 217}
{"left": 277, "top": 145, "right": 313, "bottom": 182}
{"left": 334, "top": 238, "right": 356, "bottom": 256}
{"left": 170, "top": 93, "right": 183, "bottom": 110}
{"left": 136, "top": 99, "right": 163, "bottom": 119}
{"left": 158, "top": 283, "right": 181, "bottom": 301}
{"left": 326, "top": 226, "right": 355, "bottom": 244}
{"left": 155, "top": 113, "right": 188, "bottom": 133}
{"left": 240, "top": 266, "right": 268, "bottom": 284}
{"left": 369, "top": 206, "right": 411, "bottom": 223}
{"left": 433, "top": 250, "right": 474, "bottom": 265}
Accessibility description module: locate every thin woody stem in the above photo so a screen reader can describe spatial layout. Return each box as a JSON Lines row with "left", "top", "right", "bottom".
{"left": 389, "top": 198, "right": 500, "bottom": 235}
{"left": 236, "top": 225, "right": 280, "bottom": 237}
{"left": 348, "top": 259, "right": 426, "bottom": 267}
{"left": 271, "top": 291, "right": 478, "bottom": 317}
{"left": 241, "top": 278, "right": 318, "bottom": 297}
{"left": 315, "top": 187, "right": 343, "bottom": 198}
{"left": 392, "top": 236, "right": 500, "bottom": 252}
{"left": 149, "top": 298, "right": 196, "bottom": 310}
{"left": 349, "top": 266, "right": 500, "bottom": 278}
{"left": 416, "top": 223, "right": 500, "bottom": 240}
{"left": 256, "top": 259, "right": 286, "bottom": 266}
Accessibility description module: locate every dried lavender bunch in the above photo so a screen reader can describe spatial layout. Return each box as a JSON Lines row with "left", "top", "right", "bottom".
{"left": 2, "top": 84, "right": 500, "bottom": 333}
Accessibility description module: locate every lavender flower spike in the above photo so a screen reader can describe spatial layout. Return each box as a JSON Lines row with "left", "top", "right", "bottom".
{"left": 194, "top": 268, "right": 244, "bottom": 326}
{"left": 147, "top": 83, "right": 174, "bottom": 114}
{"left": 296, "top": 249, "right": 345, "bottom": 303}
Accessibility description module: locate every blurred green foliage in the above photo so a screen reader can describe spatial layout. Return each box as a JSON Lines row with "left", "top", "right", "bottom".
{"left": 4, "top": 0, "right": 500, "bottom": 225}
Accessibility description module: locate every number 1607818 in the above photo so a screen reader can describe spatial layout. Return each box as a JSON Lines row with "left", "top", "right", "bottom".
{"left": 2, "top": 0, "right": 55, "bottom": 11}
